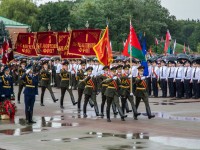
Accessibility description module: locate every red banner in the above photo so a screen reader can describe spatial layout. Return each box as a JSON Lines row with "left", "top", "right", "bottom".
{"left": 57, "top": 32, "right": 81, "bottom": 59}
{"left": 68, "top": 29, "right": 102, "bottom": 56}
{"left": 36, "top": 32, "right": 58, "bottom": 56}
{"left": 15, "top": 33, "right": 37, "bottom": 56}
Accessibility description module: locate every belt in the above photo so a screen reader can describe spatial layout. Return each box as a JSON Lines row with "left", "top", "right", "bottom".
{"left": 79, "top": 80, "right": 84, "bottom": 82}
{"left": 119, "top": 85, "right": 129, "bottom": 88}
{"left": 108, "top": 86, "right": 116, "bottom": 89}
{"left": 62, "top": 78, "right": 69, "bottom": 80}
{"left": 42, "top": 78, "right": 49, "bottom": 80}
{"left": 3, "top": 86, "right": 11, "bottom": 88}
{"left": 102, "top": 84, "right": 108, "bottom": 87}
{"left": 136, "top": 87, "right": 146, "bottom": 90}
{"left": 26, "top": 85, "right": 35, "bottom": 88}
{"left": 85, "top": 85, "right": 93, "bottom": 88}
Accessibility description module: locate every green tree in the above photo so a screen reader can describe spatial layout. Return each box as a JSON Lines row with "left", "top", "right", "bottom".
{"left": 0, "top": 21, "right": 9, "bottom": 47}
{"left": 0, "top": 0, "right": 39, "bottom": 31}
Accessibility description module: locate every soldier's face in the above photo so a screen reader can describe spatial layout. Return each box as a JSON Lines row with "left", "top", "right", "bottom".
{"left": 64, "top": 65, "right": 68, "bottom": 70}
{"left": 21, "top": 64, "right": 25, "bottom": 68}
{"left": 44, "top": 64, "right": 48, "bottom": 69}
{"left": 124, "top": 69, "right": 129, "bottom": 74}
{"left": 87, "top": 70, "right": 92, "bottom": 75}
{"left": 81, "top": 65, "right": 86, "bottom": 69}
{"left": 138, "top": 70, "right": 144, "bottom": 76}
{"left": 5, "top": 70, "right": 10, "bottom": 75}
{"left": 117, "top": 69, "right": 122, "bottom": 73}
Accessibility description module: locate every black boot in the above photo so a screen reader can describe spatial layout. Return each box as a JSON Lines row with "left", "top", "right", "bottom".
{"left": 29, "top": 112, "right": 36, "bottom": 124}
{"left": 94, "top": 105, "right": 101, "bottom": 116}
{"left": 132, "top": 105, "right": 141, "bottom": 120}
{"left": 40, "top": 95, "right": 45, "bottom": 106}
{"left": 100, "top": 104, "right": 104, "bottom": 116}
{"left": 146, "top": 105, "right": 155, "bottom": 119}
{"left": 118, "top": 107, "right": 127, "bottom": 121}
{"left": 112, "top": 103, "right": 118, "bottom": 115}
{"left": 88, "top": 98, "right": 94, "bottom": 108}
{"left": 126, "top": 102, "right": 132, "bottom": 113}
{"left": 106, "top": 107, "right": 111, "bottom": 122}
{"left": 70, "top": 95, "right": 78, "bottom": 105}
{"left": 25, "top": 111, "right": 29, "bottom": 123}
{"left": 60, "top": 99, "right": 64, "bottom": 109}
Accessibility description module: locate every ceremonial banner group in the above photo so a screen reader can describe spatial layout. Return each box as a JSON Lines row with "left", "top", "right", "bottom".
{"left": 15, "top": 29, "right": 102, "bottom": 58}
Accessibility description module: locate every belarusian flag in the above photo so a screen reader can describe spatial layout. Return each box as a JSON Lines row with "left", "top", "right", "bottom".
{"left": 123, "top": 22, "right": 145, "bottom": 61}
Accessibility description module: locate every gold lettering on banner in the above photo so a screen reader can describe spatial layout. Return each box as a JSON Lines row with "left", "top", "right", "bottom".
{"left": 28, "top": 37, "right": 31, "bottom": 45}
{"left": 73, "top": 32, "right": 81, "bottom": 39}
{"left": 86, "top": 33, "right": 88, "bottom": 42}
{"left": 90, "top": 32, "right": 99, "bottom": 40}
{"left": 43, "top": 49, "right": 55, "bottom": 53}
{"left": 49, "top": 35, "right": 51, "bottom": 43}
{"left": 22, "top": 49, "right": 32, "bottom": 54}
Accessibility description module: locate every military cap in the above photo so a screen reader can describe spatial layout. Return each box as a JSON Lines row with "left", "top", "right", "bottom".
{"left": 86, "top": 67, "right": 93, "bottom": 72}
{"left": 184, "top": 59, "right": 191, "bottom": 64}
{"left": 123, "top": 65, "right": 130, "bottom": 70}
{"left": 160, "top": 60, "right": 166, "bottom": 63}
{"left": 103, "top": 66, "right": 109, "bottom": 70}
{"left": 80, "top": 60, "right": 86, "bottom": 65}
{"left": 62, "top": 61, "right": 69, "bottom": 65}
{"left": 20, "top": 60, "right": 27, "bottom": 65}
{"left": 152, "top": 60, "right": 157, "bottom": 64}
{"left": 116, "top": 65, "right": 123, "bottom": 70}
{"left": 42, "top": 61, "right": 48, "bottom": 65}
{"left": 26, "top": 64, "right": 33, "bottom": 70}
{"left": 3, "top": 66, "right": 9, "bottom": 72}
{"left": 110, "top": 66, "right": 116, "bottom": 71}
{"left": 137, "top": 65, "right": 145, "bottom": 70}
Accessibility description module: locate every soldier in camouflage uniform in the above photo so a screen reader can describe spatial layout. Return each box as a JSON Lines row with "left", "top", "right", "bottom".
{"left": 40, "top": 61, "right": 58, "bottom": 106}
{"left": 60, "top": 61, "right": 77, "bottom": 109}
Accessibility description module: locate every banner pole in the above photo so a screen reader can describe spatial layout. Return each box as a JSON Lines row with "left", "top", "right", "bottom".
{"left": 130, "top": 19, "right": 133, "bottom": 96}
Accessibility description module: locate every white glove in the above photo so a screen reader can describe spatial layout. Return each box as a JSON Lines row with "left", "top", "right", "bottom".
{"left": 84, "top": 72, "right": 87, "bottom": 76}
{"left": 128, "top": 75, "right": 132, "bottom": 78}
{"left": 113, "top": 76, "right": 117, "bottom": 80}
{"left": 49, "top": 70, "right": 52, "bottom": 73}
{"left": 1, "top": 94, "right": 5, "bottom": 97}
{"left": 26, "top": 69, "right": 31, "bottom": 74}
{"left": 141, "top": 76, "right": 146, "bottom": 80}
{"left": 69, "top": 86, "right": 72, "bottom": 89}
{"left": 11, "top": 94, "right": 14, "bottom": 97}
{"left": 90, "top": 75, "right": 93, "bottom": 77}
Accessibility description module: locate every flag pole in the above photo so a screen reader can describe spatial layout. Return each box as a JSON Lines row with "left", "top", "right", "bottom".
{"left": 129, "top": 18, "right": 133, "bottom": 96}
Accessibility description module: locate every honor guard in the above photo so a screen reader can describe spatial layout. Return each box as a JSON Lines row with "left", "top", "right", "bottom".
{"left": 103, "top": 66, "right": 127, "bottom": 122}
{"left": 159, "top": 60, "right": 168, "bottom": 97}
{"left": 183, "top": 60, "right": 192, "bottom": 99}
{"left": 17, "top": 61, "right": 26, "bottom": 104}
{"left": 191, "top": 60, "right": 200, "bottom": 99}
{"left": 151, "top": 60, "right": 159, "bottom": 97}
{"left": 0, "top": 66, "right": 14, "bottom": 101}
{"left": 40, "top": 61, "right": 58, "bottom": 106}
{"left": 174, "top": 60, "right": 184, "bottom": 99}
{"left": 120, "top": 65, "right": 140, "bottom": 120}
{"left": 167, "top": 61, "right": 176, "bottom": 98}
{"left": 146, "top": 60, "right": 152, "bottom": 96}
{"left": 21, "top": 65, "right": 38, "bottom": 124}
{"left": 60, "top": 61, "right": 77, "bottom": 109}
{"left": 135, "top": 66, "right": 155, "bottom": 119}
{"left": 83, "top": 67, "right": 101, "bottom": 117}
{"left": 97, "top": 66, "right": 109, "bottom": 116}
{"left": 77, "top": 60, "right": 87, "bottom": 111}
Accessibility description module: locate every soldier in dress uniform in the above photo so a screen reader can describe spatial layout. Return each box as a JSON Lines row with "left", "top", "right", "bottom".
{"left": 191, "top": 60, "right": 200, "bottom": 99}
{"left": 174, "top": 60, "right": 184, "bottom": 99}
{"left": 83, "top": 67, "right": 101, "bottom": 117}
{"left": 120, "top": 65, "right": 140, "bottom": 120}
{"left": 60, "top": 61, "right": 77, "bottom": 109}
{"left": 146, "top": 60, "right": 152, "bottom": 96}
{"left": 17, "top": 61, "right": 26, "bottom": 104}
{"left": 159, "top": 60, "right": 168, "bottom": 97}
{"left": 135, "top": 66, "right": 155, "bottom": 119}
{"left": 167, "top": 60, "right": 176, "bottom": 98}
{"left": 183, "top": 60, "right": 192, "bottom": 99}
{"left": 97, "top": 66, "right": 109, "bottom": 116}
{"left": 151, "top": 60, "right": 159, "bottom": 97}
{"left": 103, "top": 66, "right": 127, "bottom": 122}
{"left": 40, "top": 61, "right": 58, "bottom": 106}
{"left": 0, "top": 66, "right": 14, "bottom": 101}
{"left": 77, "top": 60, "right": 87, "bottom": 111}
{"left": 21, "top": 65, "right": 38, "bottom": 124}
{"left": 0, "top": 64, "right": 5, "bottom": 77}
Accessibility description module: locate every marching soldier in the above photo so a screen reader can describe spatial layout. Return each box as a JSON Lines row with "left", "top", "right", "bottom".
{"left": 0, "top": 66, "right": 14, "bottom": 101}
{"left": 60, "top": 61, "right": 77, "bottom": 109}
{"left": 135, "top": 66, "right": 155, "bottom": 119}
{"left": 103, "top": 66, "right": 127, "bottom": 122}
{"left": 183, "top": 60, "right": 192, "bottom": 99}
{"left": 83, "top": 67, "right": 101, "bottom": 117}
{"left": 21, "top": 65, "right": 38, "bottom": 124}
{"left": 17, "top": 61, "right": 26, "bottom": 104}
{"left": 40, "top": 61, "right": 58, "bottom": 106}
{"left": 167, "top": 61, "right": 176, "bottom": 98}
{"left": 97, "top": 66, "right": 109, "bottom": 116}
{"left": 77, "top": 60, "right": 87, "bottom": 111}
{"left": 120, "top": 65, "right": 141, "bottom": 120}
{"left": 159, "top": 60, "right": 168, "bottom": 97}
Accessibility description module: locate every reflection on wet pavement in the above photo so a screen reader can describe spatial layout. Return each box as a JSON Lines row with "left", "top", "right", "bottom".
{"left": 0, "top": 116, "right": 79, "bottom": 136}
{"left": 150, "top": 136, "right": 200, "bottom": 149}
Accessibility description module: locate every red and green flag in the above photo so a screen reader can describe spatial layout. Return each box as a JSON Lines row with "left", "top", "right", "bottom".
{"left": 122, "top": 22, "right": 145, "bottom": 61}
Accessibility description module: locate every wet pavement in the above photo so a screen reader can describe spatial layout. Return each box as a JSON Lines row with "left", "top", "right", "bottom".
{"left": 0, "top": 86, "right": 200, "bottom": 150}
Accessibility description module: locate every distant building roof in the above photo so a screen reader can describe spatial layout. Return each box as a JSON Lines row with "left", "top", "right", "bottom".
{"left": 0, "top": 16, "right": 29, "bottom": 28}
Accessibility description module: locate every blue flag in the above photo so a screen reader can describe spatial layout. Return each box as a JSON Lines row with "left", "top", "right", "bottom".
{"left": 141, "top": 36, "right": 149, "bottom": 76}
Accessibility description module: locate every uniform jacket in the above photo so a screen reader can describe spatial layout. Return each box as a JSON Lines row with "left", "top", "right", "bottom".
{"left": 77, "top": 69, "right": 86, "bottom": 89}
{"left": 40, "top": 69, "right": 51, "bottom": 87}
{"left": 83, "top": 76, "right": 97, "bottom": 95}
{"left": 60, "top": 69, "right": 72, "bottom": 88}
{"left": 0, "top": 74, "right": 14, "bottom": 97}
{"left": 134, "top": 76, "right": 148, "bottom": 98}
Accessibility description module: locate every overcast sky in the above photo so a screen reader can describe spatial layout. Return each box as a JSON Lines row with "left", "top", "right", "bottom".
{"left": 37, "top": 0, "right": 200, "bottom": 20}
